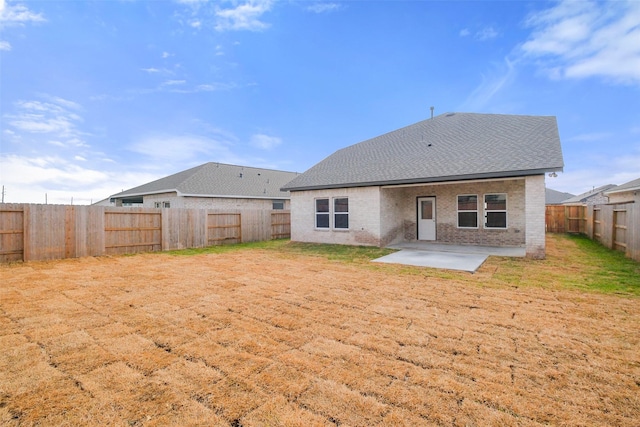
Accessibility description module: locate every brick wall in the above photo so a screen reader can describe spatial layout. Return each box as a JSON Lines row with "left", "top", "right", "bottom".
{"left": 130, "top": 193, "right": 289, "bottom": 210}
{"left": 525, "top": 175, "right": 546, "bottom": 258}
{"left": 381, "top": 179, "right": 527, "bottom": 247}
{"left": 291, "top": 177, "right": 542, "bottom": 251}
{"left": 290, "top": 187, "right": 382, "bottom": 246}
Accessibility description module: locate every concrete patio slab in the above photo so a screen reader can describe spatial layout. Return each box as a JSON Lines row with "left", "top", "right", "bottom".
{"left": 372, "top": 242, "right": 525, "bottom": 272}
{"left": 372, "top": 250, "right": 488, "bottom": 272}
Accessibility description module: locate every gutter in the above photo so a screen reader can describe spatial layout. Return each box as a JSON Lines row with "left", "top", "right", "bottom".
{"left": 112, "top": 189, "right": 290, "bottom": 200}
{"left": 281, "top": 167, "right": 563, "bottom": 192}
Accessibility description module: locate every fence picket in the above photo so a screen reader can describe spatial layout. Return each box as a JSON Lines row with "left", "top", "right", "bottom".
{"left": 0, "top": 204, "right": 290, "bottom": 263}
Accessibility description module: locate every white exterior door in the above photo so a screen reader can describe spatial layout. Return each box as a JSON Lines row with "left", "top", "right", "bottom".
{"left": 417, "top": 197, "right": 436, "bottom": 241}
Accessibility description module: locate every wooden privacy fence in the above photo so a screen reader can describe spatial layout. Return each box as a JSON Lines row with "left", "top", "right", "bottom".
{"left": 583, "top": 202, "right": 639, "bottom": 262}
{"left": 0, "top": 204, "right": 290, "bottom": 263}
{"left": 545, "top": 205, "right": 586, "bottom": 233}
{"left": 546, "top": 203, "right": 639, "bottom": 262}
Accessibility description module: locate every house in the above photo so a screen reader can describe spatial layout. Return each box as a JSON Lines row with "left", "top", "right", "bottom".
{"left": 282, "top": 113, "right": 564, "bottom": 259}
{"left": 545, "top": 188, "right": 574, "bottom": 205}
{"left": 605, "top": 177, "right": 640, "bottom": 204}
{"left": 103, "top": 162, "right": 299, "bottom": 210}
{"left": 561, "top": 184, "right": 617, "bottom": 206}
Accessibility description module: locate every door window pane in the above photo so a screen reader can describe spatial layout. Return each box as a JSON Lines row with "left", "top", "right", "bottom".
{"left": 421, "top": 200, "right": 433, "bottom": 220}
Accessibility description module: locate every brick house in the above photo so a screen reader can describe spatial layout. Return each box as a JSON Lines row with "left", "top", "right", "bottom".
{"left": 561, "top": 184, "right": 617, "bottom": 206}
{"left": 103, "top": 162, "right": 299, "bottom": 210}
{"left": 604, "top": 177, "right": 640, "bottom": 204}
{"left": 282, "top": 113, "right": 564, "bottom": 258}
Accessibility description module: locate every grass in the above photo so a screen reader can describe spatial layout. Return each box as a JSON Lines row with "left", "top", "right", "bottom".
{"left": 1, "top": 233, "right": 639, "bottom": 426}
{"left": 169, "top": 234, "right": 640, "bottom": 296}
{"left": 168, "top": 239, "right": 396, "bottom": 263}
{"left": 482, "top": 234, "right": 640, "bottom": 296}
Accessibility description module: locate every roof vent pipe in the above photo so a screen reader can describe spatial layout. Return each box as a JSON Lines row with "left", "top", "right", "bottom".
{"left": 430, "top": 106, "right": 434, "bottom": 119}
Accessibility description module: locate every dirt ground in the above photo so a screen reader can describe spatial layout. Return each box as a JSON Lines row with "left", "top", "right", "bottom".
{"left": 1, "top": 241, "right": 639, "bottom": 426}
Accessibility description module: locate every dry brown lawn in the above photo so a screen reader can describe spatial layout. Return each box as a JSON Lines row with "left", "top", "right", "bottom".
{"left": 1, "top": 237, "right": 639, "bottom": 426}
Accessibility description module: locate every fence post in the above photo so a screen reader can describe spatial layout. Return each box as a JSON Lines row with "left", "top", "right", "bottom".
{"left": 22, "top": 204, "right": 31, "bottom": 262}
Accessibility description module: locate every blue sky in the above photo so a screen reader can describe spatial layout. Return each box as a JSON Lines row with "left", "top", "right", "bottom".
{"left": 1, "top": 0, "right": 639, "bottom": 204}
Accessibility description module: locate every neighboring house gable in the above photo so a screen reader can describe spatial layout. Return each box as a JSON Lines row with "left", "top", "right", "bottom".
{"left": 605, "top": 177, "right": 640, "bottom": 204}
{"left": 283, "top": 113, "right": 564, "bottom": 259}
{"left": 104, "top": 162, "right": 299, "bottom": 209}
{"left": 561, "top": 184, "right": 617, "bottom": 206}
{"left": 545, "top": 188, "right": 575, "bottom": 205}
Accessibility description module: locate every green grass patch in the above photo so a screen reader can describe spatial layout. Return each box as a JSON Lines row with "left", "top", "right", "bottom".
{"left": 487, "top": 234, "right": 640, "bottom": 296}
{"left": 278, "top": 241, "right": 396, "bottom": 263}
{"left": 164, "top": 234, "right": 639, "bottom": 296}
{"left": 167, "top": 239, "right": 395, "bottom": 263}
{"left": 166, "top": 239, "right": 290, "bottom": 255}
{"left": 565, "top": 234, "right": 640, "bottom": 294}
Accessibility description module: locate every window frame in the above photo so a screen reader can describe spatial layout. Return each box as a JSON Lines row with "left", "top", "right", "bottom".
{"left": 315, "top": 198, "right": 330, "bottom": 229}
{"left": 483, "top": 193, "right": 507, "bottom": 229}
{"left": 333, "top": 197, "right": 349, "bottom": 230}
{"left": 457, "top": 194, "right": 478, "bottom": 229}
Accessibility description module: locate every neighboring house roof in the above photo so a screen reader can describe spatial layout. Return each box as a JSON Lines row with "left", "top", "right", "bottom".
{"left": 111, "top": 162, "right": 299, "bottom": 200}
{"left": 545, "top": 188, "right": 575, "bottom": 205}
{"left": 605, "top": 177, "right": 640, "bottom": 195}
{"left": 561, "top": 184, "right": 617, "bottom": 205}
{"left": 282, "top": 113, "right": 564, "bottom": 191}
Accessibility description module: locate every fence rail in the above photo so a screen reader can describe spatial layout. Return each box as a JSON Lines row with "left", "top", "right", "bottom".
{"left": 546, "top": 203, "right": 639, "bottom": 262}
{"left": 0, "top": 204, "right": 290, "bottom": 263}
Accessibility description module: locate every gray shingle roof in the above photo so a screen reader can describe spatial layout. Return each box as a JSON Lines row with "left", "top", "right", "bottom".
{"left": 112, "top": 163, "right": 299, "bottom": 199}
{"left": 545, "top": 188, "right": 575, "bottom": 205}
{"left": 282, "top": 113, "right": 564, "bottom": 191}
{"left": 561, "top": 184, "right": 617, "bottom": 205}
{"left": 605, "top": 177, "right": 640, "bottom": 194}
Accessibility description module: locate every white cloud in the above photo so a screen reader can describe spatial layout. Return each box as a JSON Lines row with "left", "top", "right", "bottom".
{"left": 142, "top": 67, "right": 160, "bottom": 73}
{"left": 195, "top": 83, "right": 230, "bottom": 91}
{"left": 307, "top": 3, "right": 341, "bottom": 14}
{"left": 459, "top": 26, "right": 498, "bottom": 41}
{"left": 0, "top": 40, "right": 10, "bottom": 50}
{"left": 161, "top": 79, "right": 187, "bottom": 86}
{"left": 250, "top": 133, "right": 282, "bottom": 150}
{"left": 566, "top": 132, "right": 613, "bottom": 142}
{"left": 4, "top": 97, "right": 88, "bottom": 145}
{"left": 0, "top": 1, "right": 46, "bottom": 27}
{"left": 128, "top": 133, "right": 238, "bottom": 163}
{"left": 215, "top": 0, "right": 273, "bottom": 32}
{"left": 162, "top": 51, "right": 173, "bottom": 58}
{"left": 521, "top": 0, "right": 640, "bottom": 85}
{"left": 0, "top": 154, "right": 162, "bottom": 204}
{"left": 476, "top": 26, "right": 498, "bottom": 41}
{"left": 459, "top": 58, "right": 516, "bottom": 111}
{"left": 550, "top": 145, "right": 640, "bottom": 194}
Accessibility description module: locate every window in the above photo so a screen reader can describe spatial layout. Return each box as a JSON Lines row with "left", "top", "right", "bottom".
{"left": 315, "top": 198, "right": 329, "bottom": 228}
{"left": 314, "top": 197, "right": 349, "bottom": 229}
{"left": 154, "top": 202, "right": 161, "bottom": 208}
{"left": 484, "top": 194, "right": 507, "bottom": 228}
{"left": 155, "top": 201, "right": 170, "bottom": 208}
{"left": 334, "top": 198, "right": 349, "bottom": 229}
{"left": 457, "top": 195, "right": 478, "bottom": 228}
{"left": 272, "top": 200, "right": 284, "bottom": 210}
